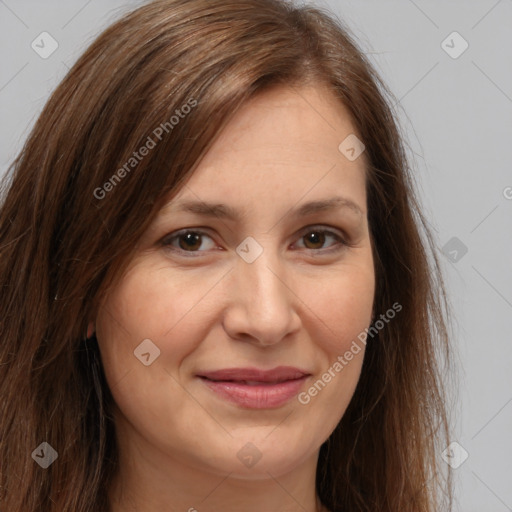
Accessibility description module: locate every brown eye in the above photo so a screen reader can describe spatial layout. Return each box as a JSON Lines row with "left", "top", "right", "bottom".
{"left": 178, "top": 232, "right": 202, "bottom": 251}
{"left": 303, "top": 231, "right": 326, "bottom": 250}
{"left": 294, "top": 227, "right": 346, "bottom": 253}
{"left": 162, "top": 229, "right": 216, "bottom": 253}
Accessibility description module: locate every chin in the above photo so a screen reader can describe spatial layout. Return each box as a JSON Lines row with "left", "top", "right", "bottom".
{"left": 197, "top": 432, "right": 317, "bottom": 480}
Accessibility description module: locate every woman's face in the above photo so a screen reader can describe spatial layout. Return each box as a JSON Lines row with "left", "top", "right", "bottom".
{"left": 95, "top": 83, "right": 375, "bottom": 479}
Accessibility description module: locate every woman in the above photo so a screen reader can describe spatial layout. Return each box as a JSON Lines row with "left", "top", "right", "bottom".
{"left": 0, "top": 0, "right": 453, "bottom": 510}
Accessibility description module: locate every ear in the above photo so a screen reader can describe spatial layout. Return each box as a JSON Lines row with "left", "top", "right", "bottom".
{"left": 86, "top": 321, "right": 95, "bottom": 339}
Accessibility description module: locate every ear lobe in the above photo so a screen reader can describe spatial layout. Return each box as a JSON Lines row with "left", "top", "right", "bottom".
{"left": 86, "top": 322, "right": 95, "bottom": 339}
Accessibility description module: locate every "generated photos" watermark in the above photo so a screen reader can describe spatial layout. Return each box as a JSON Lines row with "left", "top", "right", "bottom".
{"left": 298, "top": 302, "right": 402, "bottom": 405}
{"left": 93, "top": 98, "right": 197, "bottom": 200}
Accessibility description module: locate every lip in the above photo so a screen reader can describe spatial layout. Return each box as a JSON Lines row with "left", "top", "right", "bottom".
{"left": 197, "top": 366, "right": 311, "bottom": 409}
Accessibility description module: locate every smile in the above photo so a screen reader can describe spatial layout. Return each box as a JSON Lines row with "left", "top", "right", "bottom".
{"left": 196, "top": 366, "right": 311, "bottom": 409}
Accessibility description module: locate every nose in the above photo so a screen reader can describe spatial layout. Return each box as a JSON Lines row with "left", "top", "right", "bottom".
{"left": 222, "top": 247, "right": 301, "bottom": 347}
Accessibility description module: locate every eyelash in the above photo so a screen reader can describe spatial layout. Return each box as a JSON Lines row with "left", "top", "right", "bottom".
{"left": 160, "top": 226, "right": 348, "bottom": 257}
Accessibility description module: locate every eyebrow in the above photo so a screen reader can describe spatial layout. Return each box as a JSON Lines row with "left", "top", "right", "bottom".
{"left": 169, "top": 196, "right": 364, "bottom": 221}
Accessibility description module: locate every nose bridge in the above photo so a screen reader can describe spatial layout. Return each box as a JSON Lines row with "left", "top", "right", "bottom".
{"left": 226, "top": 239, "right": 299, "bottom": 344}
{"left": 243, "top": 251, "right": 283, "bottom": 312}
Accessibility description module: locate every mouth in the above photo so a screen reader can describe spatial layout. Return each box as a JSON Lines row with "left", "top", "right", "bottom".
{"left": 196, "top": 366, "right": 311, "bottom": 409}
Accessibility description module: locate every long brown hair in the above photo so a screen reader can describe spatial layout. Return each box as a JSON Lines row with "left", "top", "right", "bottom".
{"left": 0, "top": 0, "right": 453, "bottom": 510}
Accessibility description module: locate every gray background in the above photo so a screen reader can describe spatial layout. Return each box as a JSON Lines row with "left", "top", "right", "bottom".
{"left": 1, "top": 0, "right": 511, "bottom": 510}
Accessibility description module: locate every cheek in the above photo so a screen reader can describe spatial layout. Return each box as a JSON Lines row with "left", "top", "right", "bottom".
{"left": 94, "top": 263, "right": 214, "bottom": 433}
{"left": 95, "top": 261, "right": 227, "bottom": 380}
{"left": 301, "top": 261, "right": 375, "bottom": 354}
{"left": 100, "top": 264, "right": 186, "bottom": 337}
{"left": 295, "top": 263, "right": 374, "bottom": 428}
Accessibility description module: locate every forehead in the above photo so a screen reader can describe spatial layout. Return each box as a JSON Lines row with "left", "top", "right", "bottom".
{"left": 163, "top": 83, "right": 368, "bottom": 218}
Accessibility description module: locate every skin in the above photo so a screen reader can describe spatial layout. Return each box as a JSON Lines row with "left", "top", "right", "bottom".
{"left": 92, "top": 82, "right": 375, "bottom": 512}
